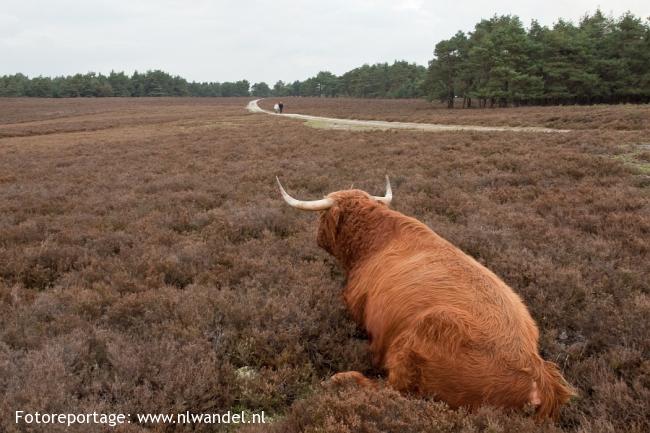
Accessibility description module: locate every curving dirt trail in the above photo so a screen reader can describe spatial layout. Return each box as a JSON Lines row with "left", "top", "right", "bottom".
{"left": 246, "top": 99, "right": 570, "bottom": 133}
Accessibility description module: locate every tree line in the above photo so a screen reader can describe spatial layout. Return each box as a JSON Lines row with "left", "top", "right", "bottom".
{"left": 3, "top": 10, "right": 648, "bottom": 106}
{"left": 0, "top": 61, "right": 425, "bottom": 99}
{"left": 253, "top": 62, "right": 426, "bottom": 98}
{"left": 424, "top": 10, "right": 650, "bottom": 108}
{"left": 0, "top": 71, "right": 252, "bottom": 98}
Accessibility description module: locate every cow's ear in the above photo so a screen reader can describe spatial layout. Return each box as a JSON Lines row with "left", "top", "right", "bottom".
{"left": 318, "top": 204, "right": 342, "bottom": 252}
{"left": 330, "top": 205, "right": 341, "bottom": 230}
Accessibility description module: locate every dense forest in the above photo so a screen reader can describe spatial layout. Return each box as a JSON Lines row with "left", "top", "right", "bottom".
{"left": 0, "top": 62, "right": 425, "bottom": 99}
{"left": 425, "top": 11, "right": 650, "bottom": 107}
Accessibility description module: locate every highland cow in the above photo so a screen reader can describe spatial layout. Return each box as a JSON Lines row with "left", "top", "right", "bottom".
{"left": 277, "top": 176, "right": 575, "bottom": 420}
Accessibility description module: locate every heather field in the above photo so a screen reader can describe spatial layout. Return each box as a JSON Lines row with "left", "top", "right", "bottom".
{"left": 0, "top": 97, "right": 648, "bottom": 433}
{"left": 258, "top": 97, "right": 650, "bottom": 131}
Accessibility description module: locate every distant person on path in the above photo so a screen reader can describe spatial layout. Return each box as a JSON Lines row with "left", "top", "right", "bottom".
{"left": 279, "top": 102, "right": 284, "bottom": 113}
{"left": 273, "top": 103, "right": 280, "bottom": 113}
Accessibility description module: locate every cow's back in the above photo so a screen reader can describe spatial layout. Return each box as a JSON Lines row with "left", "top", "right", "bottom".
{"left": 343, "top": 212, "right": 542, "bottom": 406}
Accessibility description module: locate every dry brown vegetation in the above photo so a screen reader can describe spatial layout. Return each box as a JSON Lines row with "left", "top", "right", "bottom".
{"left": 258, "top": 97, "right": 650, "bottom": 130}
{"left": 0, "top": 97, "right": 648, "bottom": 433}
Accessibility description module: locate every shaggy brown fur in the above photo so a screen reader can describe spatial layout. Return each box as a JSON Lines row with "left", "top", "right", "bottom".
{"left": 316, "top": 189, "right": 575, "bottom": 420}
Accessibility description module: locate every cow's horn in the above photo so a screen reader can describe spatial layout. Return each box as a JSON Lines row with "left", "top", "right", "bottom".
{"left": 372, "top": 175, "right": 392, "bottom": 205}
{"left": 276, "top": 177, "right": 334, "bottom": 211}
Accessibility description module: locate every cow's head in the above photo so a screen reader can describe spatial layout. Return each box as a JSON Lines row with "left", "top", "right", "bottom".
{"left": 276, "top": 177, "right": 392, "bottom": 267}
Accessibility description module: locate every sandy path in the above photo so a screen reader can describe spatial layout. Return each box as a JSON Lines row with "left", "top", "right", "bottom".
{"left": 246, "top": 99, "right": 570, "bottom": 133}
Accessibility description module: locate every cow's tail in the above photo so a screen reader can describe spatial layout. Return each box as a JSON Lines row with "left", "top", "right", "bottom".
{"left": 533, "top": 359, "right": 576, "bottom": 420}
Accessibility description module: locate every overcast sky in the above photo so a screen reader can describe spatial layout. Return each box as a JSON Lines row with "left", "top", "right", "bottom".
{"left": 1, "top": 1, "right": 649, "bottom": 84}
